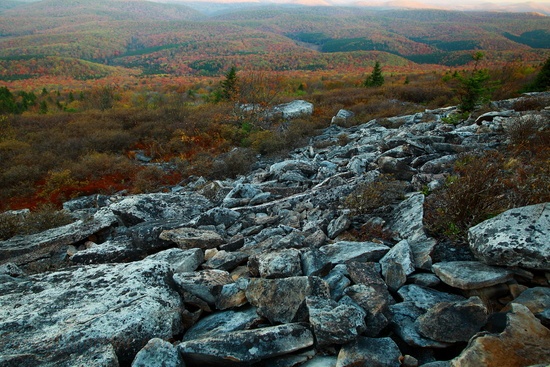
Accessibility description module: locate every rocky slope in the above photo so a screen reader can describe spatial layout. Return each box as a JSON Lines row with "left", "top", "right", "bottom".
{"left": 1, "top": 93, "right": 549, "bottom": 367}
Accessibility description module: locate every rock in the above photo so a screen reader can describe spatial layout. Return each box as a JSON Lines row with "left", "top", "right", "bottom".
{"left": 182, "top": 307, "right": 263, "bottom": 341}
{"left": 474, "top": 110, "right": 515, "bottom": 125}
{"left": 379, "top": 239, "right": 415, "bottom": 291}
{"left": 408, "top": 273, "right": 441, "bottom": 288}
{"left": 323, "top": 264, "right": 351, "bottom": 301}
{"left": 344, "top": 284, "right": 393, "bottom": 337}
{"left": 159, "top": 227, "right": 224, "bottom": 250}
{"left": 271, "top": 100, "right": 314, "bottom": 119}
{"left": 255, "top": 248, "right": 303, "bottom": 278}
{"left": 0, "top": 262, "right": 25, "bottom": 277}
{"left": 246, "top": 276, "right": 330, "bottom": 323}
{"left": 191, "top": 207, "right": 241, "bottom": 228}
{"left": 173, "top": 269, "right": 234, "bottom": 305}
{"left": 336, "top": 336, "right": 402, "bottom": 367}
{"left": 502, "top": 287, "right": 550, "bottom": 326}
{"left": 109, "top": 192, "right": 212, "bottom": 226}
{"left": 215, "top": 278, "right": 250, "bottom": 310}
{"left": 327, "top": 214, "right": 351, "bottom": 239}
{"left": 306, "top": 296, "right": 367, "bottom": 346}
{"left": 389, "top": 302, "right": 451, "bottom": 348}
{"left": 468, "top": 203, "right": 550, "bottom": 270}
{"left": 131, "top": 338, "right": 184, "bottom": 367}
{"left": 385, "top": 193, "right": 436, "bottom": 270}
{"left": 146, "top": 248, "right": 204, "bottom": 273}
{"left": 0, "top": 259, "right": 184, "bottom": 364}
{"left": 397, "top": 284, "right": 465, "bottom": 310}
{"left": 128, "top": 219, "right": 183, "bottom": 253}
{"left": 415, "top": 297, "right": 488, "bottom": 343}
{"left": 432, "top": 261, "right": 513, "bottom": 290}
{"left": 178, "top": 323, "right": 314, "bottom": 366}
{"left": 319, "top": 241, "right": 390, "bottom": 264}
{"left": 202, "top": 250, "right": 248, "bottom": 271}
{"left": 450, "top": 303, "right": 550, "bottom": 367}
{"left": 0, "top": 208, "right": 117, "bottom": 273}
{"left": 301, "top": 355, "right": 338, "bottom": 366}
{"left": 331, "top": 109, "right": 354, "bottom": 125}
{"left": 70, "top": 236, "right": 142, "bottom": 264}
{"left": 301, "top": 248, "right": 331, "bottom": 277}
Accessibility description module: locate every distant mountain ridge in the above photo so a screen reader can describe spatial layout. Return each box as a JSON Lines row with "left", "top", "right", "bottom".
{"left": 1, "top": 0, "right": 549, "bottom": 82}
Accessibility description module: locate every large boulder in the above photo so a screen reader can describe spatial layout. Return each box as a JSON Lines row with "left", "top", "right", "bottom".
{"left": 178, "top": 323, "right": 314, "bottom": 366}
{"left": 468, "top": 203, "right": 550, "bottom": 270}
{"left": 271, "top": 100, "right": 314, "bottom": 119}
{"left": 0, "top": 259, "right": 184, "bottom": 365}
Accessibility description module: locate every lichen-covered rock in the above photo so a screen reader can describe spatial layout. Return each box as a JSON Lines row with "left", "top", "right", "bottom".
{"left": 255, "top": 248, "right": 303, "bottom": 278}
{"left": 306, "top": 296, "right": 366, "bottom": 346}
{"left": 468, "top": 203, "right": 550, "bottom": 270}
{"left": 131, "top": 338, "right": 184, "bottom": 367}
{"left": 336, "top": 336, "right": 402, "bottom": 367}
{"left": 173, "top": 269, "right": 233, "bottom": 305}
{"left": 182, "top": 307, "right": 262, "bottom": 341}
{"left": 146, "top": 248, "right": 204, "bottom": 273}
{"left": 451, "top": 303, "right": 550, "bottom": 367}
{"left": 416, "top": 297, "right": 488, "bottom": 343}
{"left": 159, "top": 227, "right": 224, "bottom": 250}
{"left": 0, "top": 208, "right": 118, "bottom": 273}
{"left": 432, "top": 261, "right": 513, "bottom": 290}
{"left": 379, "top": 239, "right": 415, "bottom": 291}
{"left": 178, "top": 323, "right": 314, "bottom": 366}
{"left": 109, "top": 192, "right": 212, "bottom": 226}
{"left": 0, "top": 259, "right": 184, "bottom": 365}
{"left": 246, "top": 276, "right": 330, "bottom": 323}
{"left": 319, "top": 241, "right": 390, "bottom": 264}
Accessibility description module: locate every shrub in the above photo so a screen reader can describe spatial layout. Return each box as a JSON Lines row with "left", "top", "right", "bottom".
{"left": 0, "top": 204, "right": 73, "bottom": 240}
{"left": 210, "top": 147, "right": 257, "bottom": 179}
{"left": 344, "top": 174, "right": 409, "bottom": 216}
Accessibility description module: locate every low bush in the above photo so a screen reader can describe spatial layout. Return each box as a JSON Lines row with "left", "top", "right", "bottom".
{"left": 344, "top": 174, "right": 409, "bottom": 216}
{"left": 0, "top": 204, "right": 74, "bottom": 240}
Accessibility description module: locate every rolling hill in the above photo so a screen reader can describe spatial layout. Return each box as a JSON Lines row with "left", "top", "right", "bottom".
{"left": 0, "top": 0, "right": 549, "bottom": 82}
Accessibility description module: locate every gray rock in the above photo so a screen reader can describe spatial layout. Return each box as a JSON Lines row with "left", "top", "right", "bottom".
{"left": 468, "top": 203, "right": 550, "bottom": 270}
{"left": 146, "top": 248, "right": 204, "bottom": 273}
{"left": 109, "top": 192, "right": 211, "bottom": 226}
{"left": 256, "top": 248, "right": 303, "bottom": 278}
{"left": 246, "top": 276, "right": 330, "bottom": 323}
{"left": 128, "top": 219, "right": 183, "bottom": 253}
{"left": 182, "top": 307, "right": 262, "bottom": 341}
{"left": 397, "top": 284, "right": 465, "bottom": 310}
{"left": 377, "top": 156, "right": 416, "bottom": 180}
{"left": 319, "top": 241, "right": 390, "bottom": 264}
{"left": 474, "top": 110, "right": 515, "bottom": 125}
{"left": 202, "top": 250, "right": 248, "bottom": 272}
{"left": 300, "top": 248, "right": 331, "bottom": 276}
{"left": 323, "top": 264, "right": 351, "bottom": 301}
{"left": 300, "top": 355, "right": 338, "bottom": 367}
{"left": 327, "top": 214, "right": 351, "bottom": 239}
{"left": 70, "top": 236, "right": 141, "bottom": 265}
{"left": 331, "top": 109, "right": 354, "bottom": 125}
{"left": 173, "top": 269, "right": 234, "bottom": 305}
{"left": 389, "top": 302, "right": 451, "bottom": 348}
{"left": 344, "top": 284, "right": 393, "bottom": 337}
{"left": 159, "top": 227, "right": 224, "bottom": 250}
{"left": 0, "top": 262, "right": 25, "bottom": 277}
{"left": 0, "top": 208, "right": 117, "bottom": 273}
{"left": 450, "top": 303, "right": 550, "bottom": 367}
{"left": 271, "top": 100, "right": 314, "bottom": 119}
{"left": 419, "top": 154, "right": 457, "bottom": 174}
{"left": 306, "top": 296, "right": 366, "bottom": 346}
{"left": 408, "top": 273, "right": 441, "bottom": 288}
{"left": 336, "top": 336, "right": 402, "bottom": 367}
{"left": 380, "top": 239, "right": 415, "bottom": 291}
{"left": 191, "top": 207, "right": 241, "bottom": 228}
{"left": 416, "top": 297, "right": 488, "bottom": 343}
{"left": 215, "top": 278, "right": 249, "bottom": 310}
{"left": 346, "top": 261, "right": 385, "bottom": 287}
{"left": 131, "top": 338, "right": 184, "bottom": 367}
{"left": 432, "top": 261, "right": 513, "bottom": 290}
{"left": 0, "top": 259, "right": 184, "bottom": 364}
{"left": 178, "top": 323, "right": 314, "bottom": 366}
{"left": 385, "top": 193, "right": 435, "bottom": 269}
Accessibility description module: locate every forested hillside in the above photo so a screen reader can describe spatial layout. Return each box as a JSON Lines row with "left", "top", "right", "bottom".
{"left": 1, "top": 0, "right": 549, "bottom": 84}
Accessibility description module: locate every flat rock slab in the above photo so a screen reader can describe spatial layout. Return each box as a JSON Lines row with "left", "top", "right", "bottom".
{"left": 319, "top": 241, "right": 390, "bottom": 264}
{"left": 468, "top": 203, "right": 550, "bottom": 270}
{"left": 0, "top": 208, "right": 118, "bottom": 272}
{"left": 109, "top": 192, "right": 212, "bottom": 226}
{"left": 432, "top": 261, "right": 513, "bottom": 290}
{"left": 178, "top": 323, "right": 314, "bottom": 366}
{"left": 160, "top": 227, "right": 224, "bottom": 250}
{"left": 0, "top": 259, "right": 184, "bottom": 365}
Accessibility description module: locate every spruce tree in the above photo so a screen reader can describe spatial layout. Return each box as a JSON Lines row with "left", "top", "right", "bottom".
{"left": 221, "top": 66, "right": 238, "bottom": 100}
{"left": 528, "top": 56, "right": 550, "bottom": 92}
{"left": 364, "top": 61, "right": 384, "bottom": 87}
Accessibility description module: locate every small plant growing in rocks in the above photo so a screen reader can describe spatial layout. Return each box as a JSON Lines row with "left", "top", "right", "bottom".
{"left": 344, "top": 174, "right": 408, "bottom": 216}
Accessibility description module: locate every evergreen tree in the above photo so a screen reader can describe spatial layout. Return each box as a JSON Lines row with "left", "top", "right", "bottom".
{"left": 0, "top": 87, "right": 17, "bottom": 114}
{"left": 364, "top": 61, "right": 384, "bottom": 87}
{"left": 220, "top": 66, "right": 238, "bottom": 100}
{"left": 528, "top": 56, "right": 550, "bottom": 92}
{"left": 454, "top": 52, "right": 493, "bottom": 112}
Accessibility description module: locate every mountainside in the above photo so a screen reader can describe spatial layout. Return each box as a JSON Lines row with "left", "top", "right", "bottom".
{"left": 0, "top": 0, "right": 549, "bottom": 81}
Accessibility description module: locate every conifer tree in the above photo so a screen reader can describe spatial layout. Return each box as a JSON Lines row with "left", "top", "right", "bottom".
{"left": 364, "top": 61, "right": 384, "bottom": 87}
{"left": 528, "top": 56, "right": 550, "bottom": 92}
{"left": 221, "top": 66, "right": 238, "bottom": 100}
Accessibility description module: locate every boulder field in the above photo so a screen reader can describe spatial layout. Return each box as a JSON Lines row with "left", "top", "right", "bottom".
{"left": 1, "top": 93, "right": 549, "bottom": 367}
